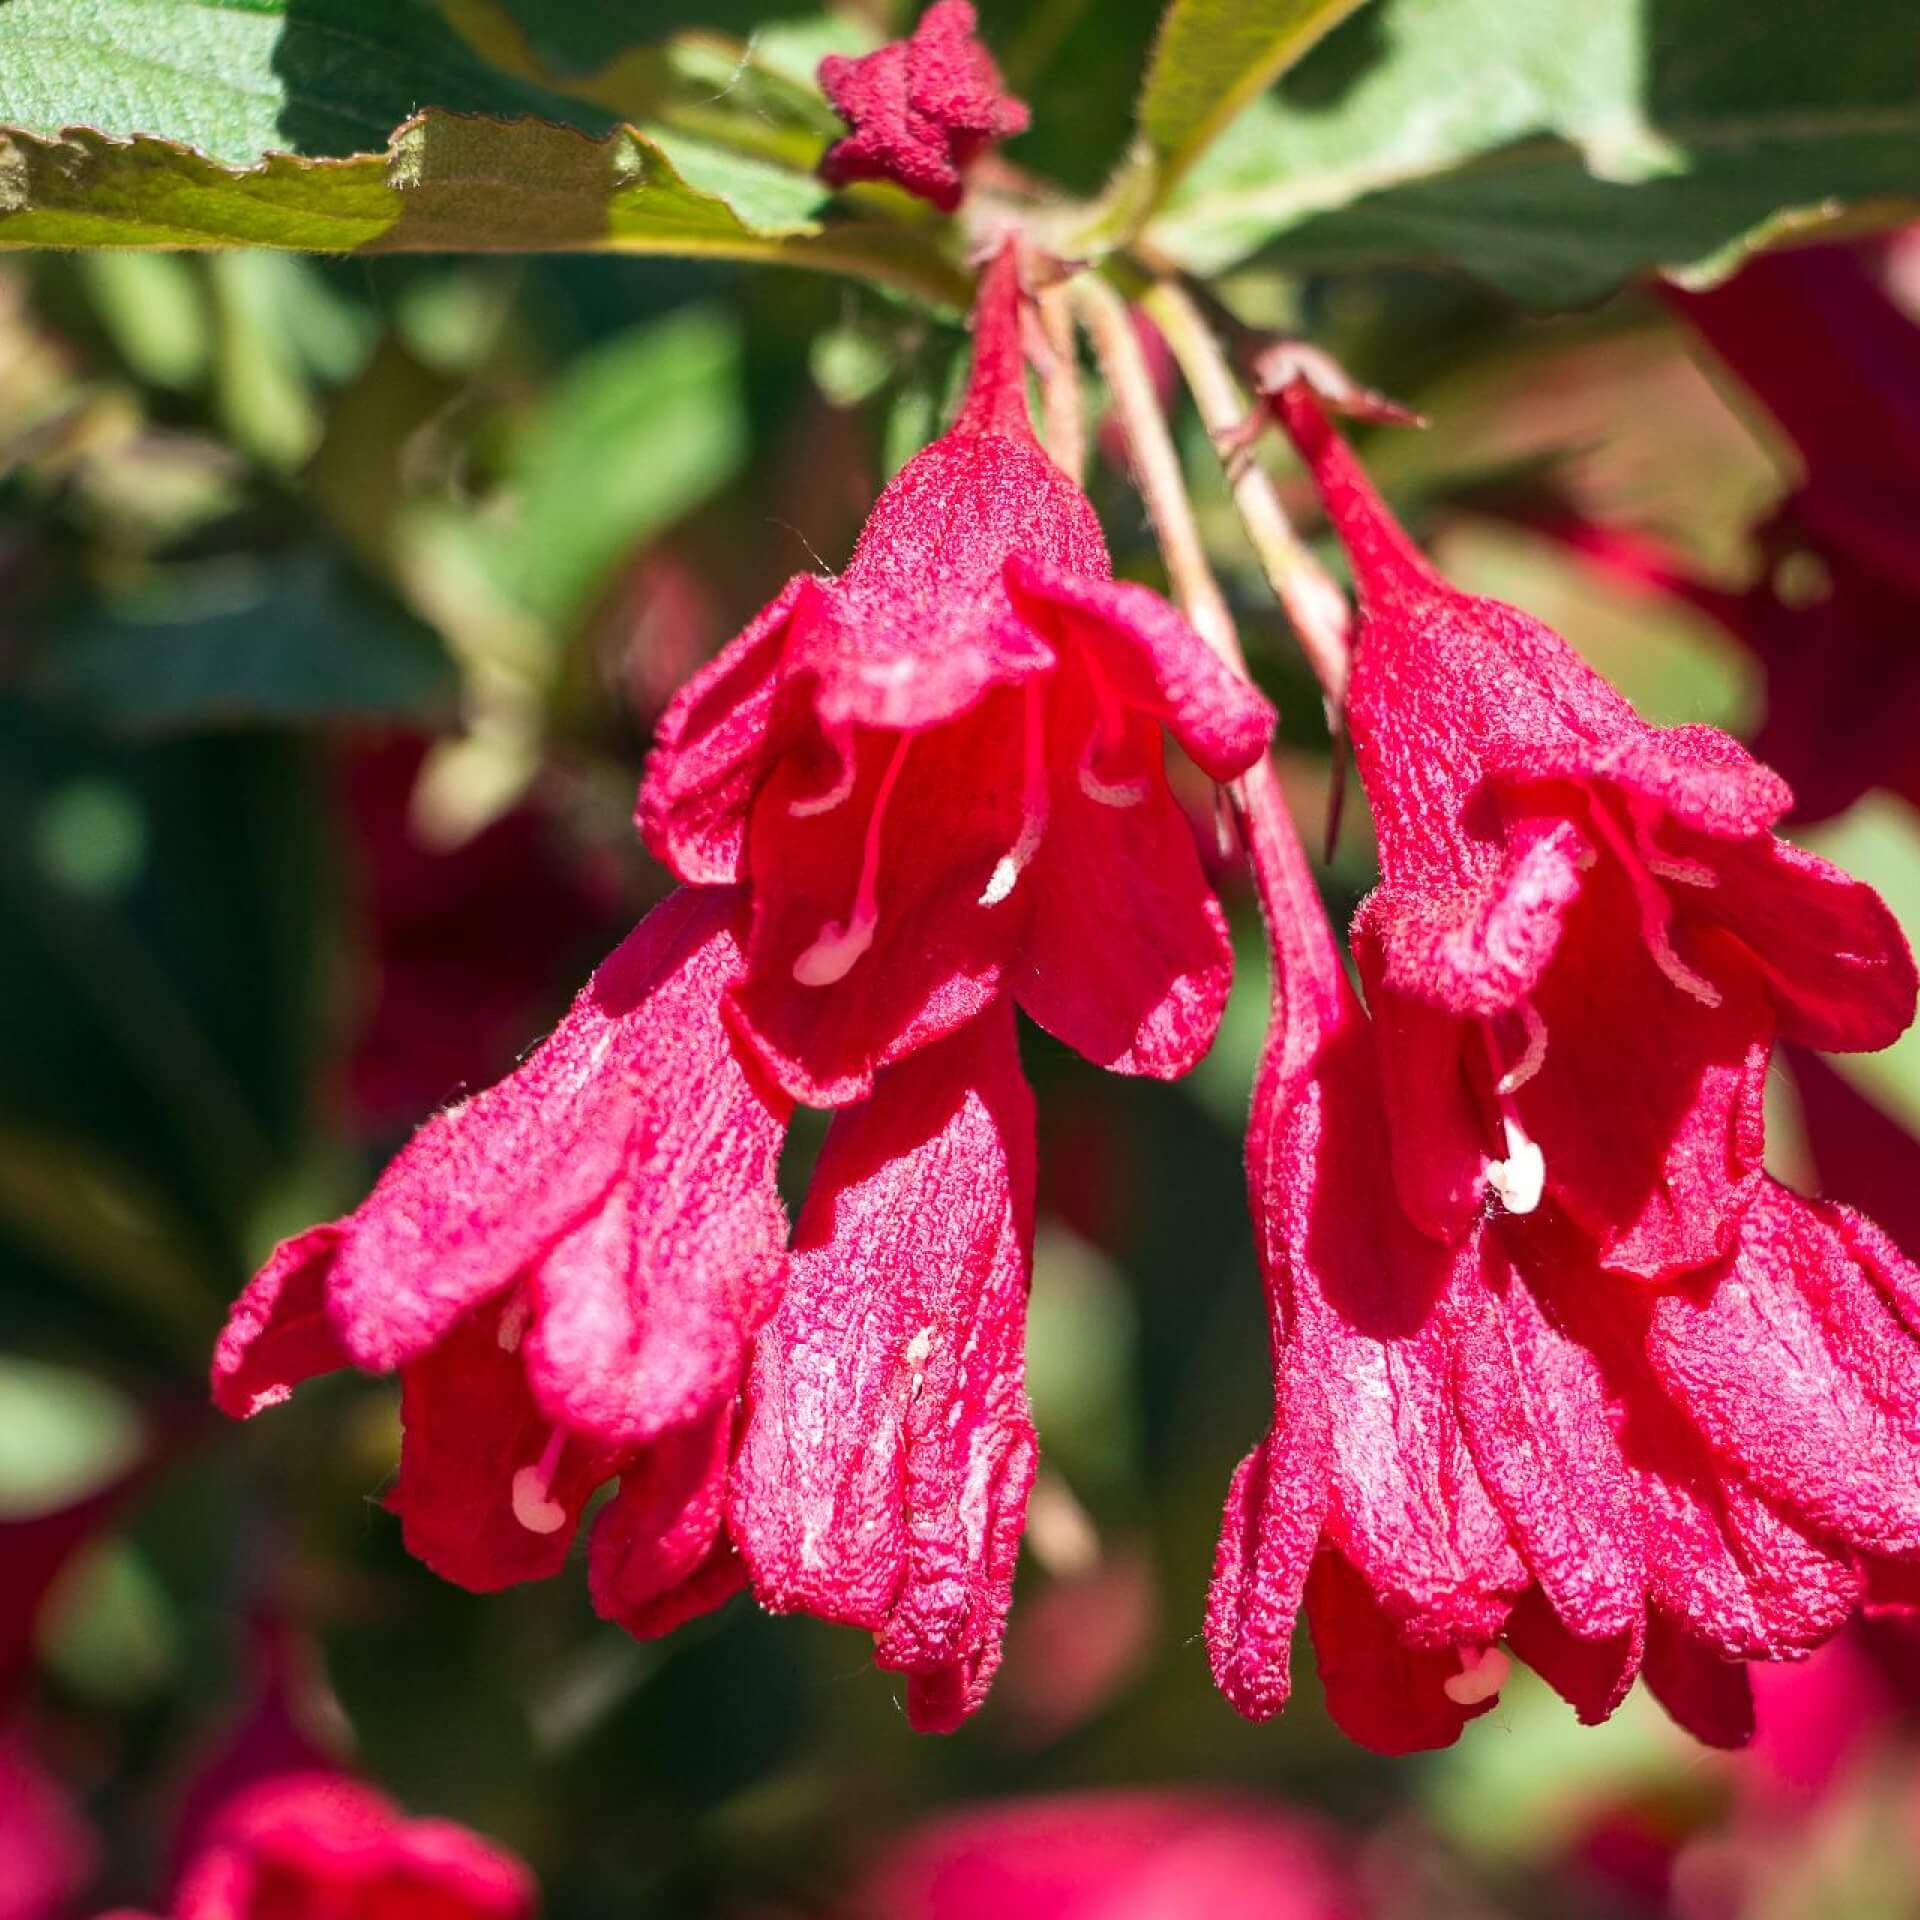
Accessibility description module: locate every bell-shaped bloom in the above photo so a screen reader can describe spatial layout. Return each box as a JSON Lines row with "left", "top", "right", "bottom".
{"left": 114, "top": 1773, "right": 533, "bottom": 1920}
{"left": 211, "top": 887, "right": 785, "bottom": 1622}
{"left": 1269, "top": 376, "right": 1914, "bottom": 1277}
{"left": 643, "top": 244, "right": 1274, "bottom": 1107}
{"left": 1211, "top": 775, "right": 1920, "bottom": 1754}
{"left": 731, "top": 1001, "right": 1037, "bottom": 1731}
{"left": 817, "top": 1, "right": 1029, "bottom": 212}
{"left": 1670, "top": 242, "right": 1920, "bottom": 823}
{"left": 1206, "top": 775, "right": 1527, "bottom": 1753}
{"left": 848, "top": 1791, "right": 1365, "bottom": 1920}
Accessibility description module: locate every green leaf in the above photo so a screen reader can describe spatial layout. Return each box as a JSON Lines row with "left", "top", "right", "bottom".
{"left": 1116, "top": 0, "right": 1373, "bottom": 225}
{"left": 38, "top": 549, "right": 459, "bottom": 732}
{"left": 492, "top": 306, "right": 748, "bottom": 625}
{"left": 1149, "top": 0, "right": 1920, "bottom": 303}
{"left": 0, "top": 1357, "right": 142, "bottom": 1518}
{"left": 0, "top": 111, "right": 969, "bottom": 306}
{"left": 0, "top": 0, "right": 615, "bottom": 163}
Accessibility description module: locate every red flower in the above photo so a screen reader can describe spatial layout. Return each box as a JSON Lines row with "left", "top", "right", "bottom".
{"left": 731, "top": 1002, "right": 1037, "bottom": 1731}
{"left": 1269, "top": 376, "right": 1913, "bottom": 1277}
{"left": 1206, "top": 778, "right": 1525, "bottom": 1753}
{"left": 849, "top": 1791, "right": 1364, "bottom": 1920}
{"left": 212, "top": 887, "right": 784, "bottom": 1621}
{"left": 121, "top": 1773, "right": 532, "bottom": 1920}
{"left": 1210, "top": 776, "right": 1920, "bottom": 1754}
{"left": 817, "top": 1, "right": 1029, "bottom": 212}
{"left": 1670, "top": 242, "right": 1920, "bottom": 822}
{"left": 643, "top": 244, "right": 1274, "bottom": 1106}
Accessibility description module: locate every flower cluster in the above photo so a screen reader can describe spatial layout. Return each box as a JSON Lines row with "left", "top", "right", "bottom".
{"left": 1208, "top": 367, "right": 1920, "bottom": 1752}
{"left": 215, "top": 234, "right": 1271, "bottom": 1732}
{"left": 209, "top": 4, "right": 1920, "bottom": 1758}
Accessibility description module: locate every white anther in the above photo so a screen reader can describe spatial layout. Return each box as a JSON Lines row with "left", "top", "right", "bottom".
{"left": 1442, "top": 1644, "right": 1510, "bottom": 1707}
{"left": 1485, "top": 1114, "right": 1545, "bottom": 1215}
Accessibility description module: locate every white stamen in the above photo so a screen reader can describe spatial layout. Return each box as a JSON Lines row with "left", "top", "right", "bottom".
{"left": 978, "top": 684, "right": 1051, "bottom": 907}
{"left": 1485, "top": 1114, "right": 1545, "bottom": 1215}
{"left": 1077, "top": 760, "right": 1147, "bottom": 808}
{"left": 792, "top": 912, "right": 878, "bottom": 986}
{"left": 980, "top": 856, "right": 1022, "bottom": 908}
{"left": 496, "top": 1293, "right": 532, "bottom": 1353}
{"left": 791, "top": 733, "right": 910, "bottom": 987}
{"left": 510, "top": 1426, "right": 569, "bottom": 1535}
{"left": 788, "top": 727, "right": 857, "bottom": 817}
{"left": 1442, "top": 1644, "right": 1510, "bottom": 1707}
{"left": 1494, "top": 1000, "right": 1549, "bottom": 1097}
{"left": 1584, "top": 798, "right": 1723, "bottom": 1009}
{"left": 904, "top": 1326, "right": 934, "bottom": 1369}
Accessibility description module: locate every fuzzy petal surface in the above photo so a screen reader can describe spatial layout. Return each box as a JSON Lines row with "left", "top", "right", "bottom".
{"left": 1012, "top": 693, "right": 1233, "bottom": 1078}
{"left": 732, "top": 1004, "right": 1037, "bottom": 1730}
{"left": 1004, "top": 556, "right": 1274, "bottom": 781}
{"left": 589, "top": 1402, "right": 745, "bottom": 1640}
{"left": 731, "top": 699, "right": 1027, "bottom": 1105}
{"left": 1648, "top": 1182, "right": 1920, "bottom": 1561}
{"left": 639, "top": 575, "right": 817, "bottom": 885}
{"left": 211, "top": 1225, "right": 352, "bottom": 1417}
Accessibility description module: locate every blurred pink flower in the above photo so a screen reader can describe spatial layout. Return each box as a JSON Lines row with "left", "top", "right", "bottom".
{"left": 0, "top": 1740, "right": 93, "bottom": 1920}
{"left": 848, "top": 1792, "right": 1361, "bottom": 1920}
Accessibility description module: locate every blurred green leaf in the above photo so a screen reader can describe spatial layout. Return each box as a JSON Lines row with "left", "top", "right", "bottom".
{"left": 491, "top": 305, "right": 747, "bottom": 626}
{"left": 1149, "top": 0, "right": 1920, "bottom": 303}
{"left": 40, "top": 549, "right": 459, "bottom": 732}
{"left": 0, "top": 113, "right": 970, "bottom": 307}
{"left": 1106, "top": 0, "right": 1373, "bottom": 232}
{"left": 0, "top": 1356, "right": 141, "bottom": 1517}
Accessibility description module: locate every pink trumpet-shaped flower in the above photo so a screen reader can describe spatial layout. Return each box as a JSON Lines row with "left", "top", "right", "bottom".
{"left": 1267, "top": 376, "right": 1913, "bottom": 1278}
{"left": 0, "top": 1740, "right": 93, "bottom": 1920}
{"left": 1210, "top": 771, "right": 1920, "bottom": 1754}
{"left": 212, "top": 887, "right": 784, "bottom": 1620}
{"left": 642, "top": 243, "right": 1273, "bottom": 1108}
{"left": 817, "top": 2, "right": 1029, "bottom": 212}
{"left": 732, "top": 1002, "right": 1037, "bottom": 1731}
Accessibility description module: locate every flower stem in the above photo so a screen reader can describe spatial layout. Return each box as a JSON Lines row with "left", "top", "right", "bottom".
{"left": 1034, "top": 279, "right": 1086, "bottom": 482}
{"left": 1072, "top": 271, "right": 1326, "bottom": 991}
{"left": 1070, "top": 272, "right": 1240, "bottom": 673}
{"left": 1139, "top": 280, "right": 1353, "bottom": 712}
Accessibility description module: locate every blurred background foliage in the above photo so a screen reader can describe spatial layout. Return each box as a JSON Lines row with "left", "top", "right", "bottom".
{"left": 3, "top": 0, "right": 1920, "bottom": 1916}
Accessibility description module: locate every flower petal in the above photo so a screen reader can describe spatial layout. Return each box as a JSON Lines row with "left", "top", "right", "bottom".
{"left": 1694, "top": 835, "right": 1917, "bottom": 1053}
{"left": 328, "top": 889, "right": 753, "bottom": 1375}
{"left": 1355, "top": 819, "right": 1586, "bottom": 1019}
{"left": 1648, "top": 1182, "right": 1920, "bottom": 1560}
{"left": 1641, "top": 1614, "right": 1755, "bottom": 1750}
{"left": 1304, "top": 1550, "right": 1500, "bottom": 1756}
{"left": 1449, "top": 1236, "right": 1645, "bottom": 1642}
{"left": 640, "top": 576, "right": 818, "bottom": 885}
{"left": 1504, "top": 1584, "right": 1643, "bottom": 1726}
{"left": 588, "top": 1403, "right": 745, "bottom": 1640}
{"left": 211, "top": 1224, "right": 352, "bottom": 1418}
{"left": 1003, "top": 555, "right": 1274, "bottom": 780}
{"left": 732, "top": 700, "right": 1027, "bottom": 1106}
{"left": 1516, "top": 890, "right": 1769, "bottom": 1278}
{"left": 521, "top": 933, "right": 791, "bottom": 1448}
{"left": 732, "top": 1004, "right": 1037, "bottom": 1728}
{"left": 1012, "top": 698, "right": 1233, "bottom": 1079}
{"left": 389, "top": 1297, "right": 616, "bottom": 1593}
{"left": 1206, "top": 1407, "right": 1328, "bottom": 1723}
